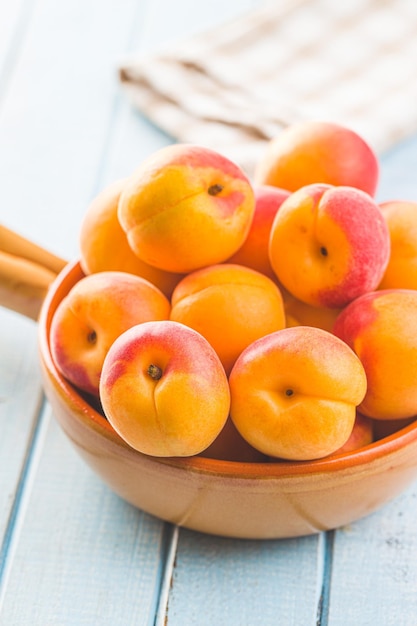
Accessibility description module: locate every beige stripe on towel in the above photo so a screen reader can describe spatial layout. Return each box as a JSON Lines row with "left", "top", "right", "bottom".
{"left": 120, "top": 0, "right": 417, "bottom": 176}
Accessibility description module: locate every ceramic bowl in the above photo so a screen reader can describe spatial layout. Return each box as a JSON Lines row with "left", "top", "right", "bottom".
{"left": 38, "top": 260, "right": 417, "bottom": 539}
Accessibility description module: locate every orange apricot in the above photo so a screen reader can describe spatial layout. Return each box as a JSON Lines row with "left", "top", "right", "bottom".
{"left": 118, "top": 144, "right": 255, "bottom": 273}
{"left": 229, "top": 326, "right": 367, "bottom": 461}
{"left": 334, "top": 289, "right": 417, "bottom": 420}
{"left": 379, "top": 200, "right": 417, "bottom": 290}
{"left": 268, "top": 184, "right": 390, "bottom": 308}
{"left": 331, "top": 412, "right": 374, "bottom": 455}
{"left": 226, "top": 184, "right": 290, "bottom": 280}
{"left": 281, "top": 285, "right": 341, "bottom": 332}
{"left": 79, "top": 178, "right": 182, "bottom": 298}
{"left": 255, "top": 120, "right": 379, "bottom": 196}
{"left": 50, "top": 271, "right": 171, "bottom": 397}
{"left": 99, "top": 320, "right": 230, "bottom": 457}
{"left": 200, "top": 417, "right": 268, "bottom": 462}
{"left": 170, "top": 263, "right": 286, "bottom": 375}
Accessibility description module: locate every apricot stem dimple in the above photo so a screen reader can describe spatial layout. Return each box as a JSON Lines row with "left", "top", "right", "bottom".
{"left": 148, "top": 364, "right": 162, "bottom": 380}
{"left": 87, "top": 330, "right": 97, "bottom": 344}
{"left": 208, "top": 183, "right": 224, "bottom": 196}
{"left": 320, "top": 246, "right": 328, "bottom": 257}
{"left": 285, "top": 389, "right": 294, "bottom": 397}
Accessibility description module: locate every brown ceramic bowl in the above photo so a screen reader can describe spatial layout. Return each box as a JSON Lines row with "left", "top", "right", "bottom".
{"left": 38, "top": 260, "right": 417, "bottom": 539}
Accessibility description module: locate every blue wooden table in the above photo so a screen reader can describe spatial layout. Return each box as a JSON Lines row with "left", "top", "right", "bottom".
{"left": 1, "top": 1, "right": 417, "bottom": 624}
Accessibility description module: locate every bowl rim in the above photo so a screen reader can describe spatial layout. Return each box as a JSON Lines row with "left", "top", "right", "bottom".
{"left": 38, "top": 259, "right": 417, "bottom": 480}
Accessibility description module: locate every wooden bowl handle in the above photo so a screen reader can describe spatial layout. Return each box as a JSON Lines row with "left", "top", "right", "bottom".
{"left": 0, "top": 224, "right": 67, "bottom": 320}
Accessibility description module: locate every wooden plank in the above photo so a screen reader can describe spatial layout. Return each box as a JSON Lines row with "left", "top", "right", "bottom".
{"left": 0, "top": 412, "right": 169, "bottom": 625}
{"left": 0, "top": 0, "right": 48, "bottom": 599}
{"left": 162, "top": 528, "right": 323, "bottom": 626}
{"left": 0, "top": 0, "right": 50, "bottom": 564}
{"left": 0, "top": 0, "right": 143, "bottom": 260}
{"left": 327, "top": 481, "right": 417, "bottom": 626}
{"left": 0, "top": 0, "right": 44, "bottom": 543}
{"left": 0, "top": 309, "right": 41, "bottom": 539}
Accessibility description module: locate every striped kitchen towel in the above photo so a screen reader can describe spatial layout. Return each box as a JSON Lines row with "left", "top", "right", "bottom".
{"left": 119, "top": 0, "right": 417, "bottom": 177}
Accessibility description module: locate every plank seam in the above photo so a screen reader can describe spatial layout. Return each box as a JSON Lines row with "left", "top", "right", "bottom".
{"left": 316, "top": 530, "right": 335, "bottom": 626}
{"left": 0, "top": 396, "right": 51, "bottom": 611}
{"left": 153, "top": 524, "right": 179, "bottom": 626}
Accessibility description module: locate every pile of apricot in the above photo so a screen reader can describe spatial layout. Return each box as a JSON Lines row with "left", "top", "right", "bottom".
{"left": 49, "top": 121, "right": 417, "bottom": 462}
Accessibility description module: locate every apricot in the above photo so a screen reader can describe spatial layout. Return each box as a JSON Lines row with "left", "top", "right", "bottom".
{"left": 267, "top": 411, "right": 374, "bottom": 462}
{"left": 281, "top": 285, "right": 341, "bottom": 332}
{"left": 229, "top": 326, "right": 367, "bottom": 461}
{"left": 378, "top": 200, "right": 417, "bottom": 290}
{"left": 200, "top": 417, "right": 268, "bottom": 462}
{"left": 331, "top": 412, "right": 374, "bottom": 455}
{"left": 79, "top": 178, "right": 182, "bottom": 298}
{"left": 50, "top": 271, "right": 170, "bottom": 397}
{"left": 269, "top": 184, "right": 390, "bottom": 308}
{"left": 118, "top": 144, "right": 255, "bottom": 273}
{"left": 333, "top": 289, "right": 417, "bottom": 420}
{"left": 226, "top": 184, "right": 290, "bottom": 280}
{"left": 99, "top": 320, "right": 230, "bottom": 457}
{"left": 254, "top": 120, "right": 379, "bottom": 196}
{"left": 170, "top": 263, "right": 286, "bottom": 375}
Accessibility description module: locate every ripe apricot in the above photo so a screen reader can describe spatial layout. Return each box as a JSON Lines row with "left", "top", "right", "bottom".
{"left": 379, "top": 200, "right": 417, "bottom": 290}
{"left": 118, "top": 144, "right": 255, "bottom": 273}
{"left": 229, "top": 326, "right": 367, "bottom": 461}
{"left": 200, "top": 418, "right": 268, "bottom": 462}
{"left": 281, "top": 285, "right": 341, "bottom": 332}
{"left": 226, "top": 184, "right": 290, "bottom": 280}
{"left": 331, "top": 412, "right": 374, "bottom": 455}
{"left": 334, "top": 289, "right": 417, "bottom": 420}
{"left": 269, "top": 184, "right": 390, "bottom": 308}
{"left": 100, "top": 320, "right": 230, "bottom": 457}
{"left": 255, "top": 120, "right": 379, "bottom": 196}
{"left": 50, "top": 271, "right": 171, "bottom": 397}
{"left": 79, "top": 178, "right": 182, "bottom": 298}
{"left": 170, "top": 263, "right": 286, "bottom": 375}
